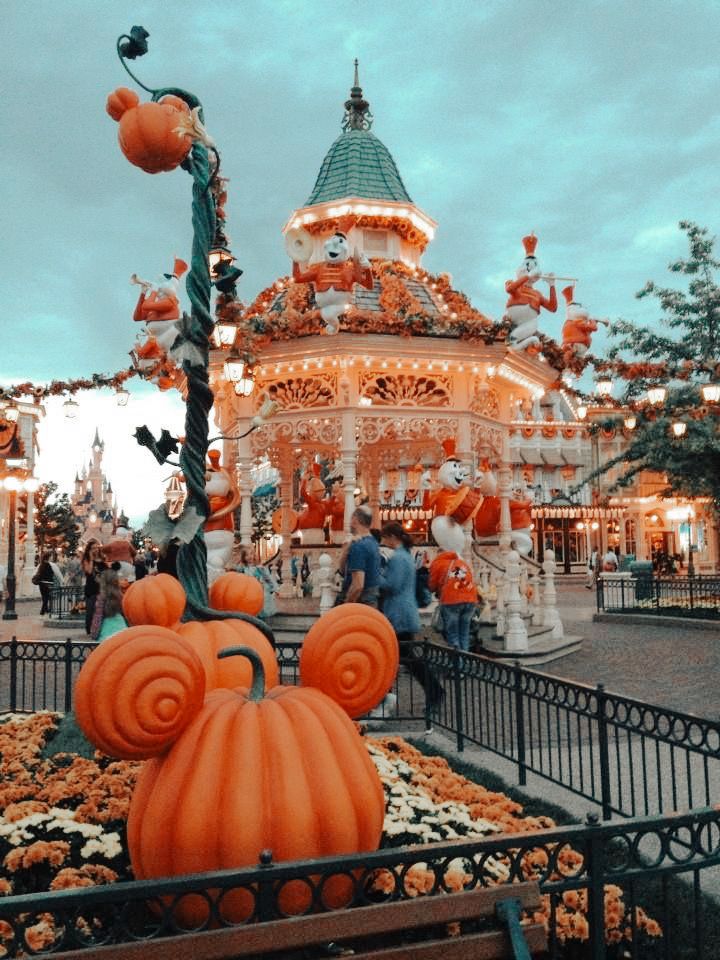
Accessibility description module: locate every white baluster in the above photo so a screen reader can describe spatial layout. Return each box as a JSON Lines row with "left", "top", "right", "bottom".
{"left": 504, "top": 549, "right": 529, "bottom": 652}
{"left": 542, "top": 548, "right": 564, "bottom": 639}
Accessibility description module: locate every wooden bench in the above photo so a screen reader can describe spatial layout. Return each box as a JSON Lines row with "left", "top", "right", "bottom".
{"left": 51, "top": 882, "right": 547, "bottom": 960}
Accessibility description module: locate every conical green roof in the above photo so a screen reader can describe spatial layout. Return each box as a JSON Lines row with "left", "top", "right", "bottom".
{"left": 305, "top": 62, "right": 412, "bottom": 206}
{"left": 306, "top": 129, "right": 413, "bottom": 206}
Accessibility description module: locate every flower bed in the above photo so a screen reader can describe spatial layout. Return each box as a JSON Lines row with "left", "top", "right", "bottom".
{"left": 0, "top": 714, "right": 661, "bottom": 955}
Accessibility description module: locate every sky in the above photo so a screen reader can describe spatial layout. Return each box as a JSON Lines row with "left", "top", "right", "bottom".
{"left": 3, "top": 0, "right": 719, "bottom": 525}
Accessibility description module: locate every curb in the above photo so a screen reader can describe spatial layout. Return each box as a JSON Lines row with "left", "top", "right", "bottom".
{"left": 593, "top": 612, "right": 720, "bottom": 632}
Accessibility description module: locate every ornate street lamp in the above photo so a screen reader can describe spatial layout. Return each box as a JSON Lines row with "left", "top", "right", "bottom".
{"left": 701, "top": 382, "right": 720, "bottom": 404}
{"left": 1, "top": 467, "right": 38, "bottom": 621}
{"left": 110, "top": 27, "right": 271, "bottom": 640}
{"left": 647, "top": 385, "right": 667, "bottom": 407}
{"left": 595, "top": 377, "right": 613, "bottom": 397}
{"left": 623, "top": 414, "right": 637, "bottom": 431}
{"left": 671, "top": 420, "right": 687, "bottom": 438}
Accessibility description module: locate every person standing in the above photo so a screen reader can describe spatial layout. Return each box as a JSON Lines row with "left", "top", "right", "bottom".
{"left": 602, "top": 548, "right": 619, "bottom": 573}
{"left": 380, "top": 522, "right": 443, "bottom": 710}
{"left": 81, "top": 540, "right": 107, "bottom": 636}
{"left": 586, "top": 548, "right": 599, "bottom": 589}
{"left": 32, "top": 553, "right": 56, "bottom": 616}
{"left": 342, "top": 507, "right": 382, "bottom": 608}
{"left": 232, "top": 545, "right": 277, "bottom": 619}
{"left": 428, "top": 549, "right": 478, "bottom": 653}
{"left": 89, "top": 569, "right": 129, "bottom": 642}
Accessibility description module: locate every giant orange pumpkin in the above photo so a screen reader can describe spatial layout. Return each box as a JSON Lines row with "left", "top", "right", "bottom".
{"left": 106, "top": 86, "right": 192, "bottom": 174}
{"left": 177, "top": 619, "right": 278, "bottom": 691}
{"left": 299, "top": 604, "right": 399, "bottom": 718}
{"left": 208, "top": 571, "right": 264, "bottom": 616}
{"left": 119, "top": 647, "right": 385, "bottom": 923}
{"left": 74, "top": 625, "right": 205, "bottom": 759}
{"left": 122, "top": 573, "right": 186, "bottom": 628}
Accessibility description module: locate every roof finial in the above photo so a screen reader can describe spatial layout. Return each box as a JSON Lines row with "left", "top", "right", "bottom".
{"left": 343, "top": 58, "right": 373, "bottom": 132}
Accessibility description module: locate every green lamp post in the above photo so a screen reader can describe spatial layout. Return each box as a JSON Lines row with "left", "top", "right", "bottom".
{"left": 110, "top": 27, "right": 272, "bottom": 642}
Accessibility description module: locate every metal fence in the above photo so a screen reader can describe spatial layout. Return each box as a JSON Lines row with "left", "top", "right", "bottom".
{"left": 48, "top": 585, "right": 85, "bottom": 621}
{"left": 0, "top": 806, "right": 718, "bottom": 958}
{"left": 5, "top": 637, "right": 720, "bottom": 824}
{"left": 597, "top": 575, "right": 720, "bottom": 619}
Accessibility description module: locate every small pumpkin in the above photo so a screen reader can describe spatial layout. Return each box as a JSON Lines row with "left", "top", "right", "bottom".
{"left": 122, "top": 573, "right": 186, "bottom": 628}
{"left": 105, "top": 87, "right": 192, "bottom": 174}
{"left": 127, "top": 646, "right": 384, "bottom": 923}
{"left": 299, "top": 604, "right": 399, "bottom": 718}
{"left": 74, "top": 625, "right": 205, "bottom": 759}
{"left": 178, "top": 619, "right": 278, "bottom": 691}
{"left": 208, "top": 571, "right": 264, "bottom": 616}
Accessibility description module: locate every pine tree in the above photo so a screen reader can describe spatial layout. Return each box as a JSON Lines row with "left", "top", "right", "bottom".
{"left": 34, "top": 482, "right": 81, "bottom": 557}
{"left": 591, "top": 222, "right": 720, "bottom": 509}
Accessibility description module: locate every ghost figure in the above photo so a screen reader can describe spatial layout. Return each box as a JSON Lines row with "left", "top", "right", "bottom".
{"left": 423, "top": 439, "right": 481, "bottom": 553}
{"left": 292, "top": 227, "right": 373, "bottom": 334}
{"left": 508, "top": 484, "right": 535, "bottom": 555}
{"left": 132, "top": 258, "right": 188, "bottom": 357}
{"left": 203, "top": 450, "right": 241, "bottom": 583}
{"left": 561, "top": 285, "right": 599, "bottom": 362}
{"left": 504, "top": 234, "right": 557, "bottom": 352}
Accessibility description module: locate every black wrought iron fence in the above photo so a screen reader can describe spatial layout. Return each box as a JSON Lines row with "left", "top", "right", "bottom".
{"left": 4, "top": 637, "right": 720, "bottom": 822}
{"left": 48, "top": 585, "right": 85, "bottom": 621}
{"left": 421, "top": 642, "right": 720, "bottom": 820}
{"left": 597, "top": 575, "right": 720, "bottom": 619}
{"left": 0, "top": 806, "right": 717, "bottom": 958}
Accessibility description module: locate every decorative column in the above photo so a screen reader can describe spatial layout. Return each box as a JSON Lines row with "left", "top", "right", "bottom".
{"left": 17, "top": 490, "right": 36, "bottom": 598}
{"left": 341, "top": 411, "right": 358, "bottom": 535}
{"left": 542, "top": 548, "right": 564, "bottom": 640}
{"left": 503, "top": 549, "right": 528, "bottom": 652}
{"left": 276, "top": 446, "right": 296, "bottom": 599}
{"left": 365, "top": 450, "right": 382, "bottom": 529}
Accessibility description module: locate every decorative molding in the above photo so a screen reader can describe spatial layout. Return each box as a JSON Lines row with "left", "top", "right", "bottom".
{"left": 471, "top": 421, "right": 503, "bottom": 458}
{"left": 255, "top": 374, "right": 337, "bottom": 411}
{"left": 356, "top": 416, "right": 458, "bottom": 446}
{"left": 470, "top": 383, "right": 499, "bottom": 418}
{"left": 359, "top": 372, "right": 452, "bottom": 407}
{"left": 250, "top": 416, "right": 342, "bottom": 456}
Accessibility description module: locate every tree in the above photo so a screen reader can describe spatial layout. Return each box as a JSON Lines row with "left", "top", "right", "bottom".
{"left": 34, "top": 482, "right": 81, "bottom": 557}
{"left": 587, "top": 222, "right": 720, "bottom": 510}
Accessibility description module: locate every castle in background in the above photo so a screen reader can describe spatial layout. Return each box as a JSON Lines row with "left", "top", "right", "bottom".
{"left": 70, "top": 429, "right": 126, "bottom": 545}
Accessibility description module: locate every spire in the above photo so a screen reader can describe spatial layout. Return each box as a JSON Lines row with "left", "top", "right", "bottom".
{"left": 342, "top": 59, "right": 373, "bottom": 132}
{"left": 92, "top": 428, "right": 103, "bottom": 450}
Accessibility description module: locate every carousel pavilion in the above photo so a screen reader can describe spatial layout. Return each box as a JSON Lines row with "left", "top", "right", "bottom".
{"left": 206, "top": 69, "right": 718, "bottom": 606}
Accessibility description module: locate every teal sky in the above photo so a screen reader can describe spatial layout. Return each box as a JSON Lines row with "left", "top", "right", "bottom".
{"left": 3, "top": 0, "right": 719, "bottom": 522}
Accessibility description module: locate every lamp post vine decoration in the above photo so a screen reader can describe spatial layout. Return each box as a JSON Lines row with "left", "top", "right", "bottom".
{"left": 110, "top": 26, "right": 269, "bottom": 637}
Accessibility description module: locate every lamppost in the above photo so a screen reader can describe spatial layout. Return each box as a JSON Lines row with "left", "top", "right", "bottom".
{"left": 109, "top": 27, "right": 272, "bottom": 641}
{"left": 1, "top": 463, "right": 39, "bottom": 621}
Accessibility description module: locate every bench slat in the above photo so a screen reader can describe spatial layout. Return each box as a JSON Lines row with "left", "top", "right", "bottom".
{"left": 50, "top": 883, "right": 545, "bottom": 960}
{"left": 350, "top": 925, "right": 548, "bottom": 960}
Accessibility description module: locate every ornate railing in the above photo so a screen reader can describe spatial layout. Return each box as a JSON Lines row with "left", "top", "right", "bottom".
{"left": 48, "top": 585, "right": 85, "bottom": 621}
{"left": 4, "top": 638, "right": 720, "bottom": 820}
{"left": 597, "top": 575, "right": 720, "bottom": 619}
{"left": 0, "top": 807, "right": 717, "bottom": 957}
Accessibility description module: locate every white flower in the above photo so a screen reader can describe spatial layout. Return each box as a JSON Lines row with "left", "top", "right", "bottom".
{"left": 80, "top": 833, "right": 122, "bottom": 860}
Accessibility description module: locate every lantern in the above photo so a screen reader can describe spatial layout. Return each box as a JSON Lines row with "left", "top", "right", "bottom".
{"left": 4, "top": 403, "right": 18, "bottom": 423}
{"left": 116, "top": 388, "right": 130, "bottom": 406}
{"left": 234, "top": 365, "right": 255, "bottom": 398}
{"left": 671, "top": 420, "right": 687, "bottom": 438}
{"left": 576, "top": 405, "right": 588, "bottom": 421}
{"left": 623, "top": 414, "right": 637, "bottom": 430}
{"left": 63, "top": 397, "right": 79, "bottom": 419}
{"left": 224, "top": 352, "right": 246, "bottom": 383}
{"left": 595, "top": 378, "right": 613, "bottom": 397}
{"left": 647, "top": 385, "right": 667, "bottom": 406}
{"left": 211, "top": 321, "right": 238, "bottom": 349}
{"left": 701, "top": 383, "right": 720, "bottom": 404}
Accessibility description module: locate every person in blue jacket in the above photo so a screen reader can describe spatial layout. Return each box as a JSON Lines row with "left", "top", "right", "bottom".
{"left": 380, "top": 521, "right": 443, "bottom": 711}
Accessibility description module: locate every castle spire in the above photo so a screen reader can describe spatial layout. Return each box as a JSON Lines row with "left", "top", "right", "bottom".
{"left": 343, "top": 59, "right": 373, "bottom": 132}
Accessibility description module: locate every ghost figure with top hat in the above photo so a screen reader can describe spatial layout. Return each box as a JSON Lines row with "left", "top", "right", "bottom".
{"left": 203, "top": 449, "right": 241, "bottom": 583}
{"left": 289, "top": 216, "right": 373, "bottom": 334}
{"left": 131, "top": 257, "right": 189, "bottom": 367}
{"left": 422, "top": 439, "right": 482, "bottom": 555}
{"left": 504, "top": 234, "right": 557, "bottom": 352}
{"left": 561, "top": 285, "right": 602, "bottom": 364}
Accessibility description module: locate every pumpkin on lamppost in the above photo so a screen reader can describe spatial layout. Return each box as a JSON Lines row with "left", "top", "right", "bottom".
{"left": 106, "top": 87, "right": 193, "bottom": 174}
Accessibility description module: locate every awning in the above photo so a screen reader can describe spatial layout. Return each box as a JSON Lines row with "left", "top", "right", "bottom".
{"left": 517, "top": 447, "right": 545, "bottom": 466}
{"left": 540, "top": 448, "right": 565, "bottom": 466}
{"left": 532, "top": 505, "right": 625, "bottom": 519}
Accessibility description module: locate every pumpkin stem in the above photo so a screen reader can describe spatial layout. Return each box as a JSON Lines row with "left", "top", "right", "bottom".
{"left": 217, "top": 645, "right": 265, "bottom": 701}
